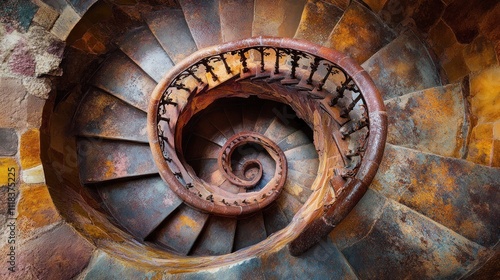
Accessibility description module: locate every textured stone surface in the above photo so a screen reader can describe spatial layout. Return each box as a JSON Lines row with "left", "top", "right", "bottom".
{"left": 219, "top": 0, "right": 254, "bottom": 42}
{"left": 411, "top": 0, "right": 445, "bottom": 33}
{"left": 80, "top": 250, "right": 158, "bottom": 279}
{"left": 336, "top": 194, "right": 486, "bottom": 279}
{"left": 0, "top": 77, "right": 27, "bottom": 128}
{"left": 384, "top": 84, "right": 467, "bottom": 158}
{"left": 20, "top": 128, "right": 41, "bottom": 169}
{"left": 0, "top": 157, "right": 19, "bottom": 187}
{"left": 261, "top": 238, "right": 357, "bottom": 279}
{"left": 372, "top": 144, "right": 500, "bottom": 247}
{"left": 443, "top": 0, "right": 498, "bottom": 44}
{"left": 294, "top": 0, "right": 343, "bottom": 46}
{"left": 50, "top": 6, "right": 81, "bottom": 40}
{"left": 21, "top": 164, "right": 45, "bottom": 184}
{"left": 178, "top": 0, "right": 222, "bottom": 49}
{"left": 17, "top": 184, "right": 61, "bottom": 239}
{"left": 469, "top": 66, "right": 500, "bottom": 124}
{"left": 10, "top": 224, "right": 94, "bottom": 279}
{"left": 0, "top": 0, "right": 39, "bottom": 31}
{"left": 463, "top": 35, "right": 498, "bottom": 72}
{"left": 253, "top": 0, "right": 307, "bottom": 38}
{"left": 0, "top": 128, "right": 18, "bottom": 156}
{"left": 362, "top": 30, "right": 442, "bottom": 100}
{"left": 32, "top": 1, "right": 59, "bottom": 29}
{"left": 467, "top": 123, "right": 494, "bottom": 166}
{"left": 326, "top": 0, "right": 395, "bottom": 64}
{"left": 169, "top": 257, "right": 265, "bottom": 279}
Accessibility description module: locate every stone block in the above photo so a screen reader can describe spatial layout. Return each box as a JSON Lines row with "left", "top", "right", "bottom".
{"left": 466, "top": 129, "right": 494, "bottom": 166}
{"left": 80, "top": 250, "right": 158, "bottom": 279}
{"left": 0, "top": 128, "right": 18, "bottom": 156}
{"left": 10, "top": 223, "right": 94, "bottom": 279}
{"left": 0, "top": 77, "right": 28, "bottom": 129}
{"left": 17, "top": 184, "right": 61, "bottom": 239}
{"left": 20, "top": 128, "right": 41, "bottom": 169}
{"left": 0, "top": 157, "right": 19, "bottom": 187}
{"left": 463, "top": 35, "right": 497, "bottom": 72}
{"left": 22, "top": 164, "right": 45, "bottom": 184}
{"left": 50, "top": 5, "right": 81, "bottom": 40}
{"left": 32, "top": 1, "right": 60, "bottom": 30}
{"left": 469, "top": 66, "right": 500, "bottom": 124}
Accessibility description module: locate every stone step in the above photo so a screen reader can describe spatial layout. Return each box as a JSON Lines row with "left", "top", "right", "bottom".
{"left": 184, "top": 134, "right": 222, "bottom": 160}
{"left": 190, "top": 216, "right": 237, "bottom": 256}
{"left": 117, "top": 26, "right": 174, "bottom": 83}
{"left": 263, "top": 117, "right": 299, "bottom": 144}
{"left": 97, "top": 176, "right": 182, "bottom": 240}
{"left": 294, "top": 0, "right": 344, "bottom": 45}
{"left": 77, "top": 139, "right": 157, "bottom": 183}
{"left": 276, "top": 191, "right": 304, "bottom": 221}
{"left": 277, "top": 129, "right": 313, "bottom": 152}
{"left": 325, "top": 0, "right": 395, "bottom": 64}
{"left": 330, "top": 189, "right": 486, "bottom": 279}
{"left": 73, "top": 88, "right": 148, "bottom": 143}
{"left": 262, "top": 202, "right": 289, "bottom": 236}
{"left": 151, "top": 204, "right": 209, "bottom": 255}
{"left": 146, "top": 8, "right": 198, "bottom": 64}
{"left": 179, "top": 0, "right": 223, "bottom": 49}
{"left": 371, "top": 144, "right": 500, "bottom": 247}
{"left": 253, "top": 0, "right": 307, "bottom": 37}
{"left": 261, "top": 237, "right": 358, "bottom": 279}
{"left": 219, "top": 0, "right": 254, "bottom": 42}
{"left": 233, "top": 212, "right": 267, "bottom": 251}
{"left": 283, "top": 174, "right": 313, "bottom": 204}
{"left": 91, "top": 52, "right": 156, "bottom": 112}
{"left": 362, "top": 29, "right": 442, "bottom": 100}
{"left": 283, "top": 143, "right": 318, "bottom": 161}
{"left": 168, "top": 257, "right": 266, "bottom": 279}
{"left": 385, "top": 83, "right": 468, "bottom": 158}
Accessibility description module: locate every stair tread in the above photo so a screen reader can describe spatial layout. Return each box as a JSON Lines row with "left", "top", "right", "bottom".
{"left": 219, "top": 0, "right": 254, "bottom": 42}
{"left": 263, "top": 117, "right": 298, "bottom": 144}
{"left": 330, "top": 190, "right": 486, "bottom": 279}
{"left": 277, "top": 130, "right": 313, "bottom": 152}
{"left": 253, "top": 103, "right": 280, "bottom": 135}
{"left": 146, "top": 8, "right": 198, "bottom": 64}
{"left": 325, "top": 0, "right": 395, "bottom": 64}
{"left": 294, "top": 0, "right": 344, "bottom": 45}
{"left": 283, "top": 143, "right": 318, "bottom": 161}
{"left": 91, "top": 52, "right": 156, "bottom": 112}
{"left": 362, "top": 29, "right": 442, "bottom": 100}
{"left": 206, "top": 110, "right": 236, "bottom": 139}
{"left": 276, "top": 191, "right": 303, "bottom": 221}
{"left": 190, "top": 158, "right": 219, "bottom": 182}
{"left": 190, "top": 216, "right": 237, "bottom": 256}
{"left": 261, "top": 237, "right": 358, "bottom": 280}
{"left": 224, "top": 105, "right": 244, "bottom": 134}
{"left": 179, "top": 0, "right": 223, "bottom": 49}
{"left": 263, "top": 202, "right": 289, "bottom": 236}
{"left": 185, "top": 134, "right": 222, "bottom": 160}
{"left": 288, "top": 158, "right": 319, "bottom": 175}
{"left": 371, "top": 143, "right": 500, "bottom": 247}
{"left": 74, "top": 88, "right": 148, "bottom": 143}
{"left": 253, "top": 0, "right": 307, "bottom": 37}
{"left": 77, "top": 140, "right": 157, "bottom": 183}
{"left": 191, "top": 121, "right": 227, "bottom": 147}
{"left": 118, "top": 26, "right": 174, "bottom": 83}
{"left": 152, "top": 204, "right": 209, "bottom": 255}
{"left": 385, "top": 83, "right": 467, "bottom": 158}
{"left": 233, "top": 212, "right": 267, "bottom": 251}
{"left": 168, "top": 257, "right": 265, "bottom": 279}
{"left": 241, "top": 101, "right": 262, "bottom": 132}
{"left": 98, "top": 176, "right": 182, "bottom": 240}
{"left": 287, "top": 168, "right": 316, "bottom": 189}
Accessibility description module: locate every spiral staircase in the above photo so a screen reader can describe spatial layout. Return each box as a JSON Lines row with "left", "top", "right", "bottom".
{"left": 42, "top": 0, "right": 499, "bottom": 278}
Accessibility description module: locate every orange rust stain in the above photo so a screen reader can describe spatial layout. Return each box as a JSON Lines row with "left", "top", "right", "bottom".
{"left": 177, "top": 215, "right": 198, "bottom": 231}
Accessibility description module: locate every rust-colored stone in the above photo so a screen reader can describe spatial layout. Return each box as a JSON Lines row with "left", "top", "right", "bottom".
{"left": 0, "top": 157, "right": 18, "bottom": 187}
{"left": 17, "top": 184, "right": 61, "bottom": 239}
{"left": 20, "top": 128, "right": 41, "bottom": 169}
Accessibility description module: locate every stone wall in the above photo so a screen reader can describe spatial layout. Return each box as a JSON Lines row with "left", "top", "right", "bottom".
{"left": 0, "top": 0, "right": 498, "bottom": 278}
